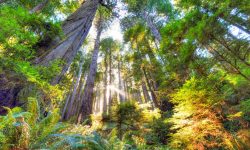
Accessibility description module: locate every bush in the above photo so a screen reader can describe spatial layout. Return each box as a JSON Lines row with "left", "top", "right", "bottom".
{"left": 168, "top": 76, "right": 238, "bottom": 149}
{"left": 111, "top": 101, "right": 142, "bottom": 139}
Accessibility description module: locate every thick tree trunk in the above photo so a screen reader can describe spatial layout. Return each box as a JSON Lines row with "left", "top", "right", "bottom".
{"left": 78, "top": 26, "right": 103, "bottom": 121}
{"left": 0, "top": 73, "right": 22, "bottom": 115}
{"left": 35, "top": 0, "right": 99, "bottom": 84}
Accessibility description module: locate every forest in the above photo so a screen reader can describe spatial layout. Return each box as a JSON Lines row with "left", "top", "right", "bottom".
{"left": 0, "top": 0, "right": 249, "bottom": 149}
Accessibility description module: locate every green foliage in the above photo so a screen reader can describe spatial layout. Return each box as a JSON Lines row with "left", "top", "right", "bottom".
{"left": 0, "top": 107, "right": 30, "bottom": 149}
{"left": 0, "top": 5, "right": 62, "bottom": 60}
{"left": 239, "top": 99, "right": 250, "bottom": 122}
{"left": 0, "top": 102, "right": 66, "bottom": 149}
{"left": 0, "top": 58, "right": 63, "bottom": 104}
{"left": 37, "top": 59, "right": 63, "bottom": 82}
{"left": 171, "top": 76, "right": 223, "bottom": 106}
{"left": 0, "top": 6, "right": 38, "bottom": 60}
{"left": 145, "top": 117, "right": 171, "bottom": 145}
{"left": 112, "top": 101, "right": 142, "bottom": 126}
{"left": 0, "top": 5, "right": 63, "bottom": 108}
{"left": 0, "top": 0, "right": 249, "bottom": 149}
{"left": 167, "top": 76, "right": 245, "bottom": 149}
{"left": 110, "top": 101, "right": 142, "bottom": 140}
{"left": 122, "top": 0, "right": 174, "bottom": 18}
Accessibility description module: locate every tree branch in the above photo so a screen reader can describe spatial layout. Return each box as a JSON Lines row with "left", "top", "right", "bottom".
{"left": 29, "top": 0, "right": 49, "bottom": 14}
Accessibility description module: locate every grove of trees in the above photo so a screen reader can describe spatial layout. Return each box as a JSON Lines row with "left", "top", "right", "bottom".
{"left": 0, "top": 0, "right": 249, "bottom": 149}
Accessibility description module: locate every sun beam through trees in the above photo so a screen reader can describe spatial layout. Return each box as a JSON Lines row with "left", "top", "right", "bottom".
{"left": 0, "top": 0, "right": 250, "bottom": 149}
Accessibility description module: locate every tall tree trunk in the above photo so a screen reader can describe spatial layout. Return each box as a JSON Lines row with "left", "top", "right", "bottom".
{"left": 64, "top": 57, "right": 84, "bottom": 120}
{"left": 96, "top": 84, "right": 100, "bottom": 113}
{"left": 78, "top": 25, "right": 103, "bottom": 121}
{"left": 71, "top": 73, "right": 87, "bottom": 118}
{"left": 108, "top": 48, "right": 112, "bottom": 108}
{"left": 127, "top": 79, "right": 132, "bottom": 101}
{"left": 142, "top": 68, "right": 159, "bottom": 108}
{"left": 145, "top": 44, "right": 164, "bottom": 90}
{"left": 93, "top": 83, "right": 100, "bottom": 114}
{"left": 61, "top": 75, "right": 76, "bottom": 120}
{"left": 124, "top": 80, "right": 128, "bottom": 101}
{"left": 136, "top": 89, "right": 142, "bottom": 103}
{"left": 35, "top": 0, "right": 100, "bottom": 84}
{"left": 103, "top": 54, "right": 108, "bottom": 114}
{"left": 118, "top": 57, "right": 124, "bottom": 102}
{"left": 143, "top": 12, "right": 162, "bottom": 44}
{"left": 141, "top": 79, "right": 150, "bottom": 103}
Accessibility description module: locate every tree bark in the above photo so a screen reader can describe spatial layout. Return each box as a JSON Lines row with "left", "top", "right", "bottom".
{"left": 143, "top": 12, "right": 162, "bottom": 44}
{"left": 96, "top": 84, "right": 101, "bottom": 113}
{"left": 124, "top": 80, "right": 128, "bottom": 101}
{"left": 29, "top": 0, "right": 49, "bottom": 14}
{"left": 142, "top": 68, "right": 159, "bottom": 108}
{"left": 61, "top": 75, "right": 76, "bottom": 120}
{"left": 108, "top": 48, "right": 112, "bottom": 108}
{"left": 72, "top": 73, "right": 87, "bottom": 117}
{"left": 103, "top": 53, "right": 108, "bottom": 114}
{"left": 35, "top": 0, "right": 100, "bottom": 84}
{"left": 64, "top": 57, "right": 84, "bottom": 120}
{"left": 141, "top": 79, "right": 150, "bottom": 103}
{"left": 136, "top": 89, "right": 142, "bottom": 103}
{"left": 118, "top": 56, "right": 124, "bottom": 102}
{"left": 78, "top": 25, "right": 103, "bottom": 121}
